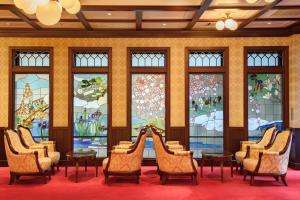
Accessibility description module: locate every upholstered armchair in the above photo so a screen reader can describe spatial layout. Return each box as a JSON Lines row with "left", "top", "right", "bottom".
{"left": 18, "top": 125, "right": 60, "bottom": 172}
{"left": 243, "top": 130, "right": 292, "bottom": 186}
{"left": 103, "top": 128, "right": 147, "bottom": 184}
{"left": 235, "top": 126, "right": 276, "bottom": 171}
{"left": 151, "top": 126, "right": 198, "bottom": 184}
{"left": 4, "top": 129, "right": 52, "bottom": 184}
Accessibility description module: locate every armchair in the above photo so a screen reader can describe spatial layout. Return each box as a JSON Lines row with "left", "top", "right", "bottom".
{"left": 102, "top": 128, "right": 147, "bottom": 184}
{"left": 4, "top": 129, "right": 52, "bottom": 184}
{"left": 151, "top": 126, "right": 198, "bottom": 184}
{"left": 243, "top": 130, "right": 292, "bottom": 186}
{"left": 18, "top": 125, "right": 60, "bottom": 172}
{"left": 235, "top": 126, "right": 276, "bottom": 171}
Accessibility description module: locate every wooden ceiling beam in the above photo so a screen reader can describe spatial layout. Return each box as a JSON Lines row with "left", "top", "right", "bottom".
{"left": 76, "top": 11, "right": 93, "bottom": 30}
{"left": 7, "top": 5, "right": 41, "bottom": 29}
{"left": 185, "top": 0, "right": 213, "bottom": 30}
{"left": 239, "top": 0, "right": 283, "bottom": 29}
{"left": 80, "top": 5, "right": 198, "bottom": 11}
{"left": 136, "top": 10, "right": 143, "bottom": 30}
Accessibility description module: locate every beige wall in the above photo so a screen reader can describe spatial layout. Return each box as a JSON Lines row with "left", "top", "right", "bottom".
{"left": 0, "top": 36, "right": 297, "bottom": 128}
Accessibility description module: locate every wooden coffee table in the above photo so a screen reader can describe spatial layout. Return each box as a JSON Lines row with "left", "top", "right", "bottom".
{"left": 200, "top": 152, "right": 233, "bottom": 182}
{"left": 65, "top": 150, "right": 98, "bottom": 183}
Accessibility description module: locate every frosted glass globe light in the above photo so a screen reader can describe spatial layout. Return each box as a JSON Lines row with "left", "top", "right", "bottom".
{"left": 14, "top": 0, "right": 33, "bottom": 10}
{"left": 216, "top": 20, "right": 225, "bottom": 31}
{"left": 265, "top": 0, "right": 275, "bottom": 3}
{"left": 35, "top": 0, "right": 49, "bottom": 6}
{"left": 225, "top": 18, "right": 235, "bottom": 29}
{"left": 66, "top": 0, "right": 81, "bottom": 14}
{"left": 23, "top": 3, "right": 37, "bottom": 15}
{"left": 246, "top": 0, "right": 258, "bottom": 3}
{"left": 59, "top": 0, "right": 77, "bottom": 9}
{"left": 36, "top": 1, "right": 62, "bottom": 26}
{"left": 229, "top": 20, "right": 238, "bottom": 31}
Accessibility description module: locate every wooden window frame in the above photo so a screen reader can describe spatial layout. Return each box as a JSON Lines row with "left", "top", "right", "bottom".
{"left": 127, "top": 47, "right": 170, "bottom": 139}
{"left": 244, "top": 46, "right": 289, "bottom": 140}
{"left": 68, "top": 47, "right": 112, "bottom": 157}
{"left": 185, "top": 47, "right": 229, "bottom": 153}
{"left": 9, "top": 46, "right": 53, "bottom": 140}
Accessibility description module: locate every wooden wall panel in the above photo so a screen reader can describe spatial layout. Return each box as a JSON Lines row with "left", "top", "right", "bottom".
{"left": 168, "top": 127, "right": 186, "bottom": 146}
{"left": 290, "top": 128, "right": 300, "bottom": 170}
{"left": 228, "top": 127, "right": 246, "bottom": 155}
{"left": 0, "top": 127, "right": 7, "bottom": 166}
{"left": 51, "top": 127, "right": 71, "bottom": 160}
{"left": 109, "top": 127, "right": 131, "bottom": 150}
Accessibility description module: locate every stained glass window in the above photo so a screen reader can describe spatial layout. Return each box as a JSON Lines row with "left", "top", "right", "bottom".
{"left": 131, "top": 52, "right": 165, "bottom": 67}
{"left": 131, "top": 74, "right": 165, "bottom": 158}
{"left": 248, "top": 74, "right": 283, "bottom": 140}
{"left": 14, "top": 51, "right": 50, "bottom": 67}
{"left": 189, "top": 51, "right": 223, "bottom": 67}
{"left": 189, "top": 74, "right": 224, "bottom": 157}
{"left": 14, "top": 74, "right": 50, "bottom": 140}
{"left": 247, "top": 51, "right": 282, "bottom": 67}
{"left": 74, "top": 52, "right": 108, "bottom": 67}
{"left": 73, "top": 74, "right": 108, "bottom": 157}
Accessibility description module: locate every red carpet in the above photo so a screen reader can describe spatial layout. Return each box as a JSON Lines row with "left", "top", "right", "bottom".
{"left": 0, "top": 167, "right": 300, "bottom": 200}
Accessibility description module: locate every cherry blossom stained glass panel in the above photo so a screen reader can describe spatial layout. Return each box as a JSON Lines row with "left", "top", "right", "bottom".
{"left": 14, "top": 74, "right": 49, "bottom": 141}
{"left": 73, "top": 74, "right": 108, "bottom": 157}
{"left": 189, "top": 74, "right": 224, "bottom": 158}
{"left": 248, "top": 74, "right": 283, "bottom": 140}
{"left": 131, "top": 74, "right": 165, "bottom": 158}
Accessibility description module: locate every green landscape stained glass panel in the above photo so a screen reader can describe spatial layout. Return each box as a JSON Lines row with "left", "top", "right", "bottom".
{"left": 73, "top": 74, "right": 108, "bottom": 157}
{"left": 248, "top": 74, "right": 283, "bottom": 140}
{"left": 14, "top": 74, "right": 50, "bottom": 140}
{"left": 189, "top": 74, "right": 224, "bottom": 158}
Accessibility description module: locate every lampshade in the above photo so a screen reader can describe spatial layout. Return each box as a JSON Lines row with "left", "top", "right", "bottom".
{"left": 66, "top": 0, "right": 81, "bottom": 14}
{"left": 59, "top": 0, "right": 77, "bottom": 9}
{"left": 36, "top": 1, "right": 62, "bottom": 26}
{"left": 216, "top": 21, "right": 225, "bottom": 31}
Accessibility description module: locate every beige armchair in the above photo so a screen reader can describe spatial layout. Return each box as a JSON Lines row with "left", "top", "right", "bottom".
{"left": 235, "top": 126, "right": 276, "bottom": 171}
{"left": 243, "top": 130, "right": 292, "bottom": 186}
{"left": 151, "top": 126, "right": 198, "bottom": 184}
{"left": 18, "top": 125, "right": 60, "bottom": 173}
{"left": 102, "top": 128, "right": 147, "bottom": 184}
{"left": 4, "top": 129, "right": 52, "bottom": 184}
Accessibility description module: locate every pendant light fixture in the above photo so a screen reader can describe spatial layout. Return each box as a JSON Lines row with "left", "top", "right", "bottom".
{"left": 14, "top": 0, "right": 81, "bottom": 26}
{"left": 215, "top": 13, "right": 238, "bottom": 31}
{"left": 246, "top": 0, "right": 275, "bottom": 4}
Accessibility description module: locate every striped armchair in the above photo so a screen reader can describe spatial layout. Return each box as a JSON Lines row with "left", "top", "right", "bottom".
{"left": 18, "top": 125, "right": 60, "bottom": 173}
{"left": 243, "top": 130, "right": 292, "bottom": 186}
{"left": 4, "top": 129, "right": 52, "bottom": 184}
{"left": 151, "top": 126, "right": 198, "bottom": 184}
{"left": 235, "top": 126, "right": 276, "bottom": 171}
{"left": 102, "top": 128, "right": 147, "bottom": 184}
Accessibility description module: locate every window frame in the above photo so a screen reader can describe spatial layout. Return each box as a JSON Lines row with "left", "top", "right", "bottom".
{"left": 185, "top": 47, "right": 229, "bottom": 153}
{"left": 68, "top": 47, "right": 112, "bottom": 157}
{"left": 244, "top": 46, "right": 289, "bottom": 140}
{"left": 127, "top": 47, "right": 170, "bottom": 139}
{"left": 9, "top": 46, "right": 53, "bottom": 140}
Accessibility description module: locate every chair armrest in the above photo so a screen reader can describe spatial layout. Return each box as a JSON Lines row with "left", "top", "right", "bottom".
{"left": 257, "top": 151, "right": 280, "bottom": 174}
{"left": 167, "top": 144, "right": 184, "bottom": 151}
{"left": 248, "top": 145, "right": 265, "bottom": 159}
{"left": 174, "top": 150, "right": 192, "bottom": 156}
{"left": 9, "top": 151, "right": 41, "bottom": 173}
{"left": 40, "top": 141, "right": 55, "bottom": 152}
{"left": 111, "top": 149, "right": 128, "bottom": 154}
{"left": 240, "top": 141, "right": 257, "bottom": 151}
{"left": 119, "top": 141, "right": 133, "bottom": 145}
{"left": 166, "top": 141, "right": 180, "bottom": 145}
{"left": 112, "top": 144, "right": 133, "bottom": 150}
{"left": 29, "top": 145, "right": 47, "bottom": 158}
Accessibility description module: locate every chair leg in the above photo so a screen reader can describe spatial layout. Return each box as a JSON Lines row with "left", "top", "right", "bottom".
{"left": 135, "top": 175, "right": 140, "bottom": 184}
{"left": 161, "top": 175, "right": 167, "bottom": 185}
{"left": 51, "top": 165, "right": 55, "bottom": 174}
{"left": 243, "top": 172, "right": 247, "bottom": 181}
{"left": 274, "top": 176, "right": 279, "bottom": 181}
{"left": 104, "top": 175, "right": 109, "bottom": 184}
{"left": 57, "top": 164, "right": 59, "bottom": 171}
{"left": 280, "top": 174, "right": 288, "bottom": 186}
{"left": 43, "top": 174, "right": 48, "bottom": 184}
{"left": 193, "top": 175, "right": 198, "bottom": 185}
{"left": 48, "top": 171, "right": 52, "bottom": 180}
{"left": 9, "top": 173, "right": 15, "bottom": 185}
{"left": 250, "top": 174, "right": 254, "bottom": 185}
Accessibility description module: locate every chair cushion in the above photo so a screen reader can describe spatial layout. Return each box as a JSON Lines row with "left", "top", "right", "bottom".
{"left": 38, "top": 157, "right": 52, "bottom": 171}
{"left": 243, "top": 158, "right": 258, "bottom": 172}
{"left": 48, "top": 152, "right": 60, "bottom": 164}
{"left": 235, "top": 151, "right": 246, "bottom": 163}
{"left": 102, "top": 158, "right": 109, "bottom": 170}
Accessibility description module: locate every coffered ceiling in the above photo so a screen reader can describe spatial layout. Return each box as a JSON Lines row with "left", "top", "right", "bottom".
{"left": 0, "top": 0, "right": 300, "bottom": 37}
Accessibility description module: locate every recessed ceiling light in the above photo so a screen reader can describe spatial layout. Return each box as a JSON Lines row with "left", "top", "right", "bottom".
{"left": 107, "top": 12, "right": 112, "bottom": 16}
{"left": 162, "top": 23, "right": 167, "bottom": 26}
{"left": 267, "top": 22, "right": 272, "bottom": 25}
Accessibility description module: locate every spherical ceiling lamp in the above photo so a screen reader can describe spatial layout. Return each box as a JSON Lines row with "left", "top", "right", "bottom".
{"left": 246, "top": 0, "right": 258, "bottom": 3}
{"left": 264, "top": 0, "right": 275, "bottom": 3}
{"left": 35, "top": 0, "right": 49, "bottom": 6}
{"left": 23, "top": 3, "right": 37, "bottom": 15}
{"left": 36, "top": 1, "right": 62, "bottom": 26}
{"left": 216, "top": 20, "right": 225, "bottom": 31}
{"left": 228, "top": 20, "right": 238, "bottom": 31}
{"left": 59, "top": 0, "right": 76, "bottom": 9}
{"left": 66, "top": 0, "right": 81, "bottom": 14}
{"left": 14, "top": 0, "right": 33, "bottom": 10}
{"left": 225, "top": 18, "right": 235, "bottom": 29}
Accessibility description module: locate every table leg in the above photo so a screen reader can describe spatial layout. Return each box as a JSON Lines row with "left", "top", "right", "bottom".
{"left": 230, "top": 160, "right": 233, "bottom": 177}
{"left": 221, "top": 161, "right": 224, "bottom": 183}
{"left": 201, "top": 158, "right": 204, "bottom": 177}
{"left": 95, "top": 159, "right": 98, "bottom": 177}
{"left": 85, "top": 161, "right": 87, "bottom": 172}
{"left": 75, "top": 161, "right": 79, "bottom": 183}
{"left": 211, "top": 160, "right": 213, "bottom": 172}
{"left": 65, "top": 158, "right": 68, "bottom": 177}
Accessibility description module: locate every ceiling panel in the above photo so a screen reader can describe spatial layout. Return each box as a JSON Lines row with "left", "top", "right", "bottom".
{"left": 142, "top": 22, "right": 188, "bottom": 29}
{"left": 260, "top": 9, "right": 300, "bottom": 18}
{"left": 0, "top": 21, "right": 32, "bottom": 28}
{"left": 211, "top": 0, "right": 266, "bottom": 6}
{"left": 0, "top": 10, "right": 18, "bottom": 19}
{"left": 80, "top": 0, "right": 203, "bottom": 5}
{"left": 201, "top": 9, "right": 259, "bottom": 20}
{"left": 37, "top": 22, "right": 84, "bottom": 29}
{"left": 143, "top": 11, "right": 195, "bottom": 19}
{"left": 90, "top": 22, "right": 136, "bottom": 29}
{"left": 83, "top": 11, "right": 136, "bottom": 20}
{"left": 277, "top": 0, "right": 300, "bottom": 6}
{"left": 246, "top": 20, "right": 296, "bottom": 28}
{"left": 25, "top": 11, "right": 78, "bottom": 20}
